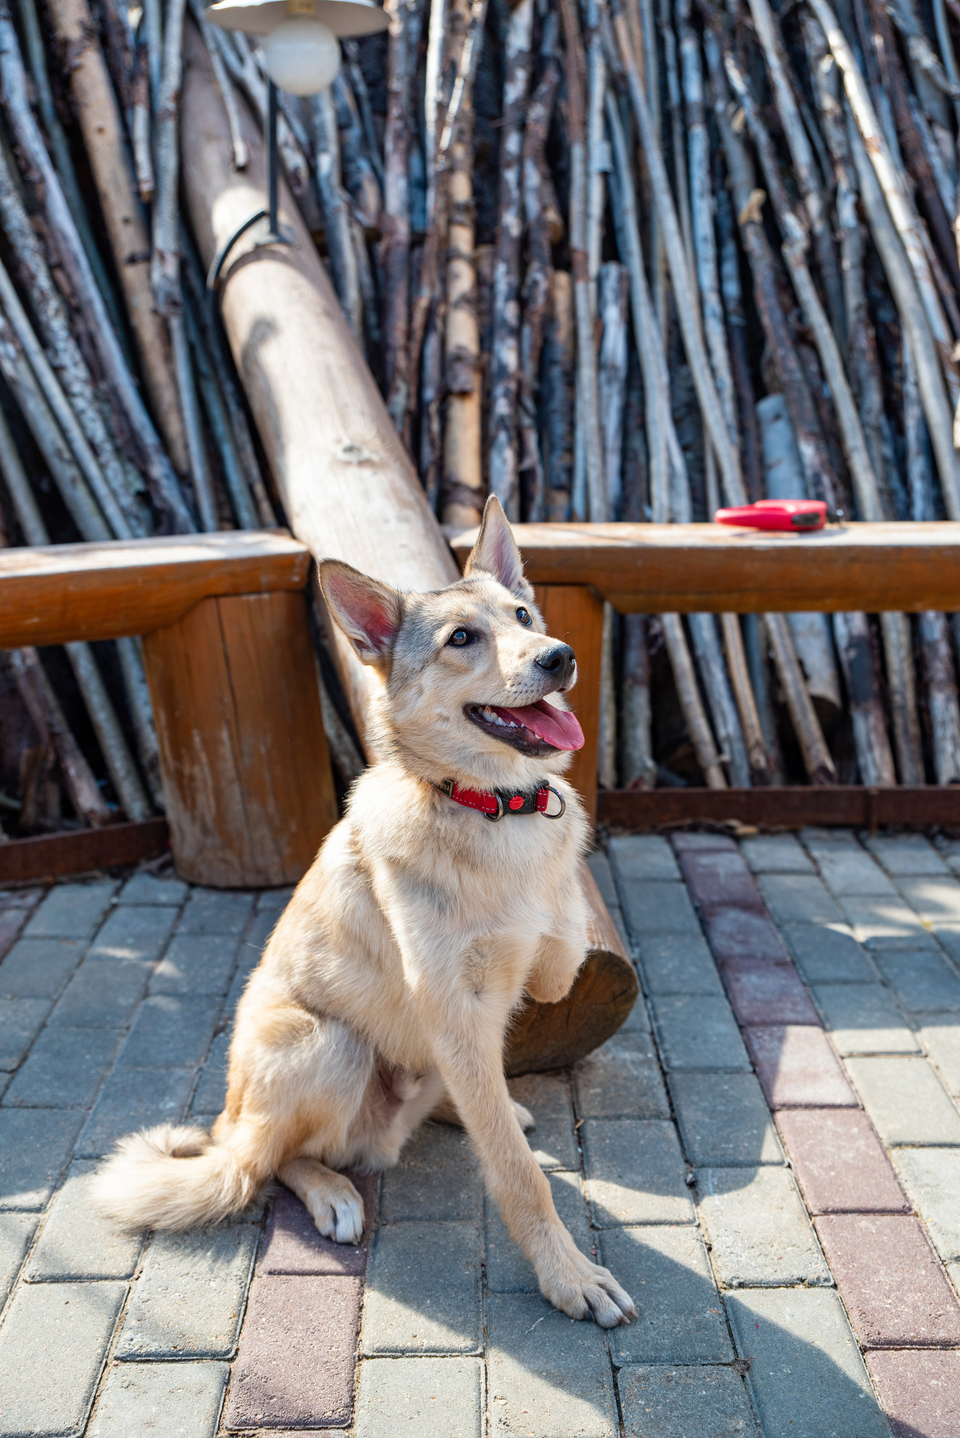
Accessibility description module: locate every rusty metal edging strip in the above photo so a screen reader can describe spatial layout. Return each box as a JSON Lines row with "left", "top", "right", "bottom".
{"left": 0, "top": 819, "right": 170, "bottom": 884}
{"left": 597, "top": 787, "right": 960, "bottom": 830}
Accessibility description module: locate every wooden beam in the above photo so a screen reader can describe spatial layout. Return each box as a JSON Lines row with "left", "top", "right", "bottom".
{"left": 534, "top": 585, "right": 604, "bottom": 824}
{"left": 450, "top": 521, "right": 960, "bottom": 613}
{"left": 142, "top": 592, "right": 338, "bottom": 887}
{"left": 0, "top": 818, "right": 169, "bottom": 884}
{"left": 0, "top": 531, "right": 311, "bottom": 649}
{"left": 598, "top": 786, "right": 960, "bottom": 829}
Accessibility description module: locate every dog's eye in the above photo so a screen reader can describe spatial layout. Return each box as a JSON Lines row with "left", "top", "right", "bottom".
{"left": 516, "top": 608, "right": 532, "bottom": 626}
{"left": 448, "top": 628, "right": 472, "bottom": 647}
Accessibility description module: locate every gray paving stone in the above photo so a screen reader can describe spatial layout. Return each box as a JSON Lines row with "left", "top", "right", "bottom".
{"left": 355, "top": 1356, "right": 482, "bottom": 1438}
{"left": 380, "top": 1121, "right": 482, "bottom": 1222}
{"left": 149, "top": 933, "right": 240, "bottom": 996}
{"left": 190, "top": 1029, "right": 230, "bottom": 1117}
{"left": 816, "top": 851, "right": 898, "bottom": 896}
{"left": 256, "top": 885, "right": 295, "bottom": 913}
{"left": 0, "top": 1212, "right": 38, "bottom": 1305}
{"left": 937, "top": 837, "right": 960, "bottom": 875}
{"left": 0, "top": 1107, "right": 82, "bottom": 1209}
{"left": 697, "top": 1166, "right": 831, "bottom": 1286}
{"left": 116, "top": 1224, "right": 258, "bottom": 1358}
{"left": 756, "top": 874, "right": 844, "bottom": 925}
{"left": 918, "top": 1021, "right": 960, "bottom": 1093}
{"left": 118, "top": 994, "right": 220, "bottom": 1068}
{"left": 87, "top": 904, "right": 178, "bottom": 963}
{"left": 25, "top": 1160, "right": 144, "bottom": 1280}
{"left": 116, "top": 872, "right": 190, "bottom": 907}
{"left": 668, "top": 1072, "right": 784, "bottom": 1166}
{"left": 871, "top": 947, "right": 960, "bottom": 1013}
{"left": 87, "top": 1360, "right": 229, "bottom": 1438}
{"left": 238, "top": 907, "right": 279, "bottom": 961}
{"left": 651, "top": 994, "right": 751, "bottom": 1071}
{"left": 3, "top": 1025, "right": 123, "bottom": 1109}
{"left": 840, "top": 894, "right": 932, "bottom": 946}
{"left": 601, "top": 1225, "right": 732, "bottom": 1364}
{"left": 48, "top": 957, "right": 153, "bottom": 1028}
{"left": 608, "top": 833, "right": 681, "bottom": 882}
{"left": 897, "top": 874, "right": 960, "bottom": 923}
{"left": 507, "top": 1073, "right": 578, "bottom": 1169}
{"left": 890, "top": 1149, "right": 960, "bottom": 1261}
{"left": 617, "top": 1365, "right": 758, "bottom": 1438}
{"left": 618, "top": 881, "right": 702, "bottom": 939}
{"left": 486, "top": 1291, "right": 618, "bottom": 1438}
{"left": 22, "top": 880, "right": 117, "bottom": 939}
{"left": 223, "top": 947, "right": 260, "bottom": 1020}
{"left": 484, "top": 1170, "right": 592, "bottom": 1292}
{"left": 583, "top": 1118, "right": 695, "bottom": 1226}
{"left": 741, "top": 834, "right": 814, "bottom": 873}
{"left": 178, "top": 888, "right": 255, "bottom": 935}
{"left": 0, "top": 1279, "right": 126, "bottom": 1437}
{"left": 800, "top": 827, "right": 859, "bottom": 850}
{"left": 0, "top": 997, "right": 51, "bottom": 1070}
{"left": 574, "top": 1036, "right": 668, "bottom": 1118}
{"left": 811, "top": 983, "right": 920, "bottom": 1055}
{"left": 725, "top": 1287, "right": 891, "bottom": 1438}
{"left": 78, "top": 1066, "right": 195, "bottom": 1158}
{"left": 782, "top": 923, "right": 876, "bottom": 983}
{"left": 636, "top": 931, "right": 725, "bottom": 995}
{"left": 865, "top": 834, "right": 949, "bottom": 876}
{"left": 362, "top": 1219, "right": 481, "bottom": 1354}
{"left": 0, "top": 938, "right": 83, "bottom": 998}
{"left": 935, "top": 925, "right": 960, "bottom": 966}
{"left": 586, "top": 851, "right": 630, "bottom": 953}
{"left": 844, "top": 1055, "right": 960, "bottom": 1145}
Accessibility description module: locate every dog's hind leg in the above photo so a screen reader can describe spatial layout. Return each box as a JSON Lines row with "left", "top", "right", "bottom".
{"left": 278, "top": 1157, "right": 365, "bottom": 1244}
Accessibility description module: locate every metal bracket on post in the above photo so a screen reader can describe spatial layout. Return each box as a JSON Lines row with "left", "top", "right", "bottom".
{"left": 206, "top": 80, "right": 295, "bottom": 295}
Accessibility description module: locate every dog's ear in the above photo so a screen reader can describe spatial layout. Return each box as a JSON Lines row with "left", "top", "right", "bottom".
{"left": 463, "top": 495, "right": 533, "bottom": 600}
{"left": 319, "top": 560, "right": 403, "bottom": 665}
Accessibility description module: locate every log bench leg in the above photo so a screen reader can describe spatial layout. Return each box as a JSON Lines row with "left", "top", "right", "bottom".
{"left": 141, "top": 590, "right": 337, "bottom": 888}
{"left": 534, "top": 584, "right": 604, "bottom": 826}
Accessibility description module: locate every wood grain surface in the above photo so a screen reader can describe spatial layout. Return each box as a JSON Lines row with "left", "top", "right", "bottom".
{"left": 452, "top": 521, "right": 960, "bottom": 612}
{"left": 0, "top": 531, "right": 311, "bottom": 649}
{"left": 142, "top": 591, "right": 337, "bottom": 887}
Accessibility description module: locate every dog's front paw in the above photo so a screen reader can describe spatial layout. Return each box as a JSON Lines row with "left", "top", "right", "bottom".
{"left": 512, "top": 1100, "right": 535, "bottom": 1132}
{"left": 541, "top": 1255, "right": 636, "bottom": 1328}
{"left": 306, "top": 1175, "right": 365, "bottom": 1246}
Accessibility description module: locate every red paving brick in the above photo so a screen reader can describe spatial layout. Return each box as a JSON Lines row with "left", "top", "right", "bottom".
{"left": 866, "top": 1350, "right": 960, "bottom": 1438}
{"left": 670, "top": 833, "right": 738, "bottom": 854}
{"left": 720, "top": 959, "right": 821, "bottom": 1026}
{"left": 225, "top": 1274, "right": 362, "bottom": 1429}
{"left": 816, "top": 1215, "right": 960, "bottom": 1349}
{"left": 701, "top": 907, "right": 792, "bottom": 965}
{"left": 259, "top": 1181, "right": 374, "bottom": 1277}
{"left": 745, "top": 1024, "right": 859, "bottom": 1108}
{"left": 775, "top": 1108, "right": 911, "bottom": 1214}
{"left": 675, "top": 851, "right": 766, "bottom": 914}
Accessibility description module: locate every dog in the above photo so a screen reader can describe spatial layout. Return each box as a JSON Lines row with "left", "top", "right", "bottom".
{"left": 93, "top": 496, "right": 636, "bottom": 1328}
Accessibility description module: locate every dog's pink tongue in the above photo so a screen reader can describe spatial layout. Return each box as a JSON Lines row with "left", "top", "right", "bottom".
{"left": 496, "top": 701, "right": 584, "bottom": 751}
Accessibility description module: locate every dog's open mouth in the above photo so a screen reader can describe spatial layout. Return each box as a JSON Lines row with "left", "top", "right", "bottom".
{"left": 466, "top": 701, "right": 585, "bottom": 755}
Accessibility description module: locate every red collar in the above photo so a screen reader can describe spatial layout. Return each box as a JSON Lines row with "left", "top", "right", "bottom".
{"left": 434, "top": 778, "right": 565, "bottom": 821}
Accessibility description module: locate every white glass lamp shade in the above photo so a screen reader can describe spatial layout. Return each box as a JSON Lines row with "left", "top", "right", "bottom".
{"left": 206, "top": 0, "right": 390, "bottom": 39}
{"left": 263, "top": 16, "right": 340, "bottom": 93}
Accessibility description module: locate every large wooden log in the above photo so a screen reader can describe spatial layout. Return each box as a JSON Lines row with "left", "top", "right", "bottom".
{"left": 179, "top": 22, "right": 636, "bottom": 1070}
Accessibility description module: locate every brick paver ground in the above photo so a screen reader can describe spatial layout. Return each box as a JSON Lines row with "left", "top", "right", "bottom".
{"left": 2, "top": 828, "right": 960, "bottom": 1434}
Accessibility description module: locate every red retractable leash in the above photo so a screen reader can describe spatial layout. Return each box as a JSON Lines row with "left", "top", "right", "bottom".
{"left": 714, "top": 499, "right": 829, "bottom": 531}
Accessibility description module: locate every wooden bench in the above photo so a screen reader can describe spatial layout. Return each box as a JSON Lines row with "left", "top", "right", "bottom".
{"left": 5, "top": 521, "right": 960, "bottom": 886}
{"left": 1, "top": 531, "right": 337, "bottom": 888}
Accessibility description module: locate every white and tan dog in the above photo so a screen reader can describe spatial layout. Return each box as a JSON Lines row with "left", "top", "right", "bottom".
{"left": 94, "top": 496, "right": 635, "bottom": 1328}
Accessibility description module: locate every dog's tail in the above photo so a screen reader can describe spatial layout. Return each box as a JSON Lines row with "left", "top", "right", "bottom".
{"left": 91, "top": 1124, "right": 262, "bottom": 1231}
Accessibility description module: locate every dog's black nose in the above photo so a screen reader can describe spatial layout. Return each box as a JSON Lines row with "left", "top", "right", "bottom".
{"left": 535, "top": 644, "right": 576, "bottom": 683}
